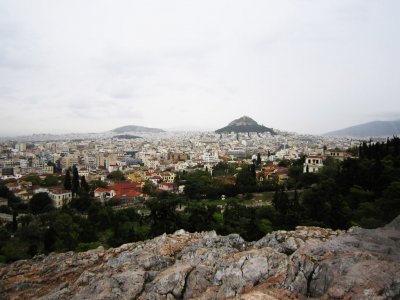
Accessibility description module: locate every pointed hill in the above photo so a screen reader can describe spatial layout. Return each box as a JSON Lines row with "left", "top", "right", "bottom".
{"left": 215, "top": 116, "right": 275, "bottom": 134}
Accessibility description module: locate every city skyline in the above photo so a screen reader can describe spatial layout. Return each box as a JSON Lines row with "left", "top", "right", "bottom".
{"left": 1, "top": 1, "right": 400, "bottom": 136}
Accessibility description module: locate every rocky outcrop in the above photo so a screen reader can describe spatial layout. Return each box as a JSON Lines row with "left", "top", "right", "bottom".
{"left": 1, "top": 217, "right": 399, "bottom": 300}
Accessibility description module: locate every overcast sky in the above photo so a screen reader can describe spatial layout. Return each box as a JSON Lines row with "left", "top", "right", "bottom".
{"left": 0, "top": 0, "right": 399, "bottom": 136}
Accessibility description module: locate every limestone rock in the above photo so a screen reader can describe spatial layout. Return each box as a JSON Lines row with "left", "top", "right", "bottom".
{"left": 1, "top": 217, "right": 399, "bottom": 300}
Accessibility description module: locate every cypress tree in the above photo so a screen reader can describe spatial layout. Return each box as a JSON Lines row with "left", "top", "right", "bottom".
{"left": 81, "top": 176, "right": 90, "bottom": 193}
{"left": 64, "top": 170, "right": 72, "bottom": 190}
{"left": 251, "top": 161, "right": 256, "bottom": 178}
{"left": 71, "top": 165, "right": 80, "bottom": 195}
{"left": 256, "top": 153, "right": 262, "bottom": 167}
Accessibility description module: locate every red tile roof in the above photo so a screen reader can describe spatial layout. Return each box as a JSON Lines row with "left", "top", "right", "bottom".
{"left": 110, "top": 182, "right": 141, "bottom": 198}
{"left": 113, "top": 190, "right": 141, "bottom": 199}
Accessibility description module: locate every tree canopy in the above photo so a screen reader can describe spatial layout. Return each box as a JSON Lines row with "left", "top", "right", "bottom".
{"left": 29, "top": 192, "right": 53, "bottom": 214}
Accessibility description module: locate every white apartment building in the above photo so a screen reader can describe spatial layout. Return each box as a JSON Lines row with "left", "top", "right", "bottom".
{"left": 303, "top": 156, "right": 324, "bottom": 173}
{"left": 48, "top": 189, "right": 73, "bottom": 208}
{"left": 144, "top": 158, "right": 160, "bottom": 169}
{"left": 201, "top": 152, "right": 219, "bottom": 163}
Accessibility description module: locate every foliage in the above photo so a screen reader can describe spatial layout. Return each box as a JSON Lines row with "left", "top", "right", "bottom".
{"left": 182, "top": 170, "right": 213, "bottom": 199}
{"left": 64, "top": 170, "right": 72, "bottom": 190}
{"left": 277, "top": 159, "right": 291, "bottom": 168}
{"left": 222, "top": 199, "right": 275, "bottom": 240}
{"left": 89, "top": 179, "right": 108, "bottom": 194}
{"left": 256, "top": 153, "right": 262, "bottom": 167}
{"left": 183, "top": 203, "right": 222, "bottom": 232}
{"left": 287, "top": 165, "right": 302, "bottom": 188}
{"left": 377, "top": 181, "right": 400, "bottom": 221}
{"left": 0, "top": 205, "right": 11, "bottom": 214}
{"left": 43, "top": 174, "right": 59, "bottom": 187}
{"left": 142, "top": 180, "right": 157, "bottom": 196}
{"left": 235, "top": 164, "right": 257, "bottom": 193}
{"left": 212, "top": 162, "right": 235, "bottom": 177}
{"left": 24, "top": 174, "right": 42, "bottom": 186}
{"left": 107, "top": 170, "right": 126, "bottom": 182}
{"left": 71, "top": 166, "right": 80, "bottom": 196}
{"left": 52, "top": 212, "right": 82, "bottom": 251}
{"left": 80, "top": 176, "right": 90, "bottom": 193}
{"left": 146, "top": 197, "right": 181, "bottom": 236}
{"left": 29, "top": 192, "right": 54, "bottom": 214}
{"left": 70, "top": 194, "right": 91, "bottom": 212}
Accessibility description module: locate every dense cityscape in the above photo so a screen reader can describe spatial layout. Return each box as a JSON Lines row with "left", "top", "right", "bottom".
{"left": 2, "top": 116, "right": 399, "bottom": 263}
{"left": 0, "top": 125, "right": 358, "bottom": 213}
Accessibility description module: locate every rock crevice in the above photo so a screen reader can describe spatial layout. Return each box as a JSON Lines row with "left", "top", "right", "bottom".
{"left": 1, "top": 216, "right": 400, "bottom": 299}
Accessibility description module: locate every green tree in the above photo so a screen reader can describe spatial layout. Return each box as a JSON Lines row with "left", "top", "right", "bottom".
{"left": 236, "top": 165, "right": 257, "bottom": 193}
{"left": 43, "top": 174, "right": 59, "bottom": 187}
{"left": 299, "top": 171, "right": 319, "bottom": 187}
{"left": 53, "top": 213, "right": 81, "bottom": 251}
{"left": 0, "top": 205, "right": 11, "bottom": 214}
{"left": 301, "top": 187, "right": 329, "bottom": 227}
{"left": 142, "top": 180, "right": 157, "bottom": 196}
{"left": 183, "top": 170, "right": 213, "bottom": 199}
{"left": 18, "top": 224, "right": 44, "bottom": 257}
{"left": 185, "top": 203, "right": 219, "bottom": 232}
{"left": 222, "top": 200, "right": 259, "bottom": 240}
{"left": 71, "top": 166, "right": 80, "bottom": 196}
{"left": 24, "top": 174, "right": 42, "bottom": 186}
{"left": 256, "top": 218, "right": 273, "bottom": 234}
{"left": 288, "top": 165, "right": 303, "bottom": 189}
{"left": 377, "top": 181, "right": 400, "bottom": 222}
{"left": 272, "top": 189, "right": 290, "bottom": 216}
{"left": 107, "top": 170, "right": 126, "bottom": 182}
{"left": 29, "top": 192, "right": 53, "bottom": 214}
{"left": 1, "top": 238, "right": 31, "bottom": 262}
{"left": 70, "top": 192, "right": 91, "bottom": 212}
{"left": 87, "top": 204, "right": 115, "bottom": 231}
{"left": 256, "top": 153, "right": 262, "bottom": 167}
{"left": 108, "top": 208, "right": 148, "bottom": 246}
{"left": 64, "top": 170, "right": 72, "bottom": 190}
{"left": 146, "top": 197, "right": 181, "bottom": 236}
{"left": 213, "top": 162, "right": 235, "bottom": 177}
{"left": 80, "top": 176, "right": 90, "bottom": 193}
{"left": 278, "top": 159, "right": 291, "bottom": 168}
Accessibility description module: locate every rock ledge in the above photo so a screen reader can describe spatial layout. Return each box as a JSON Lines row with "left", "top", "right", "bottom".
{"left": 1, "top": 216, "right": 399, "bottom": 299}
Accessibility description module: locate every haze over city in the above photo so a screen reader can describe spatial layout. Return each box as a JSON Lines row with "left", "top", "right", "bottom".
{"left": 1, "top": 0, "right": 399, "bottom": 136}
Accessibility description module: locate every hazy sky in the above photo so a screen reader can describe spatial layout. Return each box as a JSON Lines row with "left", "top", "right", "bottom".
{"left": 1, "top": 0, "right": 399, "bottom": 136}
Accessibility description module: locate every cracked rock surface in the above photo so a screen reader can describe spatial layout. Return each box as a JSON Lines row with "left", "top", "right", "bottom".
{"left": 1, "top": 216, "right": 399, "bottom": 299}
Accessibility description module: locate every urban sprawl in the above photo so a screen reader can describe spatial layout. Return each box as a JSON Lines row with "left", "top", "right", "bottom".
{"left": 0, "top": 131, "right": 363, "bottom": 214}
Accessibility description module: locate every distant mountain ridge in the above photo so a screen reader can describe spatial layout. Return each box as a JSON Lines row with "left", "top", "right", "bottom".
{"left": 215, "top": 116, "right": 275, "bottom": 134}
{"left": 112, "top": 125, "right": 165, "bottom": 133}
{"left": 324, "top": 120, "right": 400, "bottom": 137}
